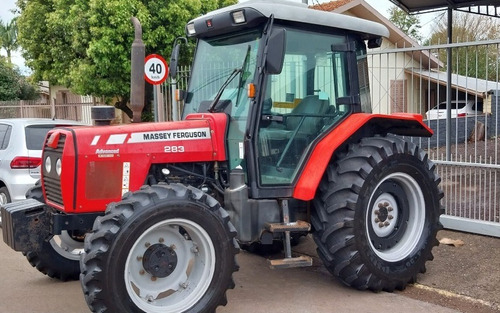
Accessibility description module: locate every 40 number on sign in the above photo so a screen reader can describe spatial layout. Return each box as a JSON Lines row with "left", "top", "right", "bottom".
{"left": 144, "top": 54, "right": 168, "bottom": 85}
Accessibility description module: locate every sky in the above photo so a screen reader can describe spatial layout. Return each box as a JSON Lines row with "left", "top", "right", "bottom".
{"left": 0, "top": 0, "right": 27, "bottom": 73}
{"left": 0, "top": 0, "right": 442, "bottom": 76}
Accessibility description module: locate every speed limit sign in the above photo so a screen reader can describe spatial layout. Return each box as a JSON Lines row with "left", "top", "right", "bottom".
{"left": 144, "top": 54, "right": 168, "bottom": 85}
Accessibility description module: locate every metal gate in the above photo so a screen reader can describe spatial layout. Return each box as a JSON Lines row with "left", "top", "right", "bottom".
{"left": 159, "top": 65, "right": 191, "bottom": 121}
{"left": 368, "top": 39, "right": 500, "bottom": 237}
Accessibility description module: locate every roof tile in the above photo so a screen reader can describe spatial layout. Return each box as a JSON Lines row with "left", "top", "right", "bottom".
{"left": 309, "top": 0, "right": 353, "bottom": 11}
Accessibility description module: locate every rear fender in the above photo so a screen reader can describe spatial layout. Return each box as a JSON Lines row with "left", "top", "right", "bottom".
{"left": 293, "top": 113, "right": 432, "bottom": 200}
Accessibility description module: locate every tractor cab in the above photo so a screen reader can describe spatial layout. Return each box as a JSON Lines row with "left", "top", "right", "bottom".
{"left": 181, "top": 0, "right": 388, "bottom": 198}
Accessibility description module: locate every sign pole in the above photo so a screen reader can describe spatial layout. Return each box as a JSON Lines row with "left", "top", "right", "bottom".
{"left": 157, "top": 84, "right": 165, "bottom": 122}
{"left": 153, "top": 84, "right": 158, "bottom": 122}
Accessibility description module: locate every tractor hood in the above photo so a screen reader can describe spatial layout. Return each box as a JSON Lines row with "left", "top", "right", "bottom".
{"left": 41, "top": 113, "right": 227, "bottom": 213}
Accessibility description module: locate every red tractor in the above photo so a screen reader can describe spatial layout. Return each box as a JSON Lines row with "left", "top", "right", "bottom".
{"left": 1, "top": 1, "right": 443, "bottom": 312}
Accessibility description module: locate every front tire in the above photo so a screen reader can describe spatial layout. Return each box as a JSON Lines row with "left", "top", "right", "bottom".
{"left": 312, "top": 135, "right": 443, "bottom": 291}
{"left": 23, "top": 184, "right": 83, "bottom": 281}
{"left": 80, "top": 183, "right": 239, "bottom": 313}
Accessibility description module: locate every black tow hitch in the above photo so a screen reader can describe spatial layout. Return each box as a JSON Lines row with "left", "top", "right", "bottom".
{"left": 1, "top": 198, "right": 49, "bottom": 252}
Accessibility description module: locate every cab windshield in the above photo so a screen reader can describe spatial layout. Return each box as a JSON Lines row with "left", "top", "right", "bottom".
{"left": 182, "top": 30, "right": 262, "bottom": 119}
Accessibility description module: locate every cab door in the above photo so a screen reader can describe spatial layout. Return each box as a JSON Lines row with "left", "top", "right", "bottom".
{"left": 249, "top": 27, "right": 363, "bottom": 198}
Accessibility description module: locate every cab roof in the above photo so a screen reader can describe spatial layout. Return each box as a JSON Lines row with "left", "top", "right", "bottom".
{"left": 189, "top": 0, "right": 389, "bottom": 40}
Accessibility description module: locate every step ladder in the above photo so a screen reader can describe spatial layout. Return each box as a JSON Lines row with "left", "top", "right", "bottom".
{"left": 265, "top": 199, "right": 313, "bottom": 269}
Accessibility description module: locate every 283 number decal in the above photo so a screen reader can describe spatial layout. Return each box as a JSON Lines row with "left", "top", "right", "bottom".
{"left": 164, "top": 146, "right": 185, "bottom": 153}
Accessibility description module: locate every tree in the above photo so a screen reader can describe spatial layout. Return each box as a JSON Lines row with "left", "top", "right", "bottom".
{"left": 388, "top": 6, "right": 423, "bottom": 43}
{"left": 0, "top": 18, "right": 19, "bottom": 64}
{"left": 16, "top": 0, "right": 237, "bottom": 119}
{"left": 426, "top": 11, "right": 500, "bottom": 81}
{"left": 0, "top": 57, "right": 38, "bottom": 100}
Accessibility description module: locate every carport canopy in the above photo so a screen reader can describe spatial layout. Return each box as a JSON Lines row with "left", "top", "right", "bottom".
{"left": 389, "top": 0, "right": 500, "bottom": 15}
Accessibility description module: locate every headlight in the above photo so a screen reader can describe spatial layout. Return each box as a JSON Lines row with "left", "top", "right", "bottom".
{"left": 186, "top": 23, "right": 196, "bottom": 35}
{"left": 231, "top": 10, "right": 246, "bottom": 24}
{"left": 45, "top": 156, "right": 52, "bottom": 174}
{"left": 56, "top": 158, "right": 62, "bottom": 176}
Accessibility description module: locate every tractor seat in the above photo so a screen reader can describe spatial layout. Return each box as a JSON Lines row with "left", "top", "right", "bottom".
{"left": 285, "top": 95, "right": 330, "bottom": 133}
{"left": 261, "top": 95, "right": 330, "bottom": 141}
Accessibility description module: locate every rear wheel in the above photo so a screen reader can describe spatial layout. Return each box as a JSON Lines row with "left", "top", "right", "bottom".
{"left": 312, "top": 135, "right": 443, "bottom": 291}
{"left": 80, "top": 183, "right": 239, "bottom": 313}
{"left": 23, "top": 184, "right": 83, "bottom": 281}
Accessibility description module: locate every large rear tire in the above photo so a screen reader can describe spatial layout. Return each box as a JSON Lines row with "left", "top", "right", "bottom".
{"left": 23, "top": 184, "right": 83, "bottom": 281}
{"left": 312, "top": 135, "right": 443, "bottom": 291}
{"left": 80, "top": 183, "right": 239, "bottom": 313}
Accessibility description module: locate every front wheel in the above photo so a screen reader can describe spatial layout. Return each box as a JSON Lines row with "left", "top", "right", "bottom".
{"left": 80, "top": 183, "right": 239, "bottom": 313}
{"left": 23, "top": 184, "right": 83, "bottom": 281}
{"left": 312, "top": 135, "right": 443, "bottom": 291}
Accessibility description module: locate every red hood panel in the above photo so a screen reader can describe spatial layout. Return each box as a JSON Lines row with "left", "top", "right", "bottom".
{"left": 43, "top": 113, "right": 227, "bottom": 213}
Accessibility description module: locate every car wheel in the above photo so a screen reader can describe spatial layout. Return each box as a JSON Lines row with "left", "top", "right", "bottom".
{"left": 0, "top": 186, "right": 11, "bottom": 205}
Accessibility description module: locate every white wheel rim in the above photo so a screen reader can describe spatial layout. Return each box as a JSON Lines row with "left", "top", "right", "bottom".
{"left": 124, "top": 218, "right": 216, "bottom": 313}
{"left": 0, "top": 192, "right": 8, "bottom": 205}
{"left": 50, "top": 231, "right": 84, "bottom": 260}
{"left": 366, "top": 172, "right": 425, "bottom": 262}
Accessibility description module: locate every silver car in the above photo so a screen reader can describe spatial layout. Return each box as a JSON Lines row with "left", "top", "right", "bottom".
{"left": 425, "top": 100, "right": 482, "bottom": 120}
{"left": 0, "top": 118, "right": 84, "bottom": 207}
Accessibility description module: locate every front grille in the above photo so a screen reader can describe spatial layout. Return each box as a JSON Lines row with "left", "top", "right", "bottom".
{"left": 43, "top": 134, "right": 66, "bottom": 207}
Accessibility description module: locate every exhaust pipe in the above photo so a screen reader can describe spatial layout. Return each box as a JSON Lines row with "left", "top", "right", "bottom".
{"left": 130, "top": 17, "right": 145, "bottom": 123}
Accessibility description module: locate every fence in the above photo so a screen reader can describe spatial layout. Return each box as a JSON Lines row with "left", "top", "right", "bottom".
{"left": 0, "top": 100, "right": 52, "bottom": 119}
{"left": 160, "top": 65, "right": 191, "bottom": 121}
{"left": 0, "top": 99, "right": 98, "bottom": 124}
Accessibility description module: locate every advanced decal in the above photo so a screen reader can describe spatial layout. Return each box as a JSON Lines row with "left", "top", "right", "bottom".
{"left": 96, "top": 148, "right": 120, "bottom": 158}
{"left": 127, "top": 127, "right": 211, "bottom": 143}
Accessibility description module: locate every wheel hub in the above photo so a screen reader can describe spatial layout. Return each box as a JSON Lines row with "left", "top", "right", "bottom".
{"left": 368, "top": 181, "right": 409, "bottom": 251}
{"left": 142, "top": 244, "right": 178, "bottom": 278}
{"left": 374, "top": 202, "right": 394, "bottom": 227}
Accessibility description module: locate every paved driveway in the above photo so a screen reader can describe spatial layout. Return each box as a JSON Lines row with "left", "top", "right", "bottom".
{"left": 0, "top": 232, "right": 465, "bottom": 313}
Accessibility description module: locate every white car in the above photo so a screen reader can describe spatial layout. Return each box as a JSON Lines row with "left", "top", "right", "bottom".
{"left": 425, "top": 100, "right": 481, "bottom": 120}
{"left": 0, "top": 118, "right": 84, "bottom": 208}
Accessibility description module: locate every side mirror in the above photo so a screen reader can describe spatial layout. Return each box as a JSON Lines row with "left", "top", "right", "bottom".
{"left": 265, "top": 28, "right": 286, "bottom": 75}
{"left": 169, "top": 37, "right": 187, "bottom": 79}
{"left": 176, "top": 89, "right": 187, "bottom": 102}
{"left": 368, "top": 37, "right": 383, "bottom": 49}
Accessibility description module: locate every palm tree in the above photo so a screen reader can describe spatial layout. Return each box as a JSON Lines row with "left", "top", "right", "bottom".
{"left": 0, "top": 18, "right": 19, "bottom": 64}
